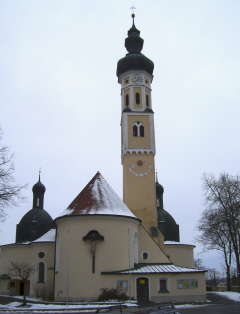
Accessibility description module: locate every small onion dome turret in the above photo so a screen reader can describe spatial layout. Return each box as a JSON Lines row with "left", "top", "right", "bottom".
{"left": 156, "top": 178, "right": 180, "bottom": 242}
{"left": 32, "top": 175, "right": 46, "bottom": 194}
{"left": 156, "top": 181, "right": 164, "bottom": 196}
{"left": 15, "top": 174, "right": 53, "bottom": 243}
{"left": 117, "top": 14, "right": 154, "bottom": 78}
{"left": 125, "top": 19, "right": 143, "bottom": 53}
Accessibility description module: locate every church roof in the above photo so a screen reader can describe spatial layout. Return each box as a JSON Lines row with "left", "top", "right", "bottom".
{"left": 0, "top": 274, "right": 11, "bottom": 279}
{"left": 15, "top": 208, "right": 53, "bottom": 243}
{"left": 57, "top": 172, "right": 138, "bottom": 219}
{"left": 164, "top": 241, "right": 195, "bottom": 248}
{"left": 32, "top": 229, "right": 56, "bottom": 243}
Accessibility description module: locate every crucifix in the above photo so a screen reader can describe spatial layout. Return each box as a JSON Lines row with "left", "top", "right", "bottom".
{"left": 83, "top": 230, "right": 104, "bottom": 273}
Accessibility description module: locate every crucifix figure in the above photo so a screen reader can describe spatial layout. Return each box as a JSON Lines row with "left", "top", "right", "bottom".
{"left": 83, "top": 230, "right": 104, "bottom": 273}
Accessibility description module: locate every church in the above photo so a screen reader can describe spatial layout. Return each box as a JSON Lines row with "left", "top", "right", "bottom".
{"left": 0, "top": 14, "right": 206, "bottom": 303}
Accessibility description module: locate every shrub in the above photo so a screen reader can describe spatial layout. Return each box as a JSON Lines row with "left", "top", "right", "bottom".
{"left": 33, "top": 283, "right": 53, "bottom": 300}
{"left": 98, "top": 288, "right": 128, "bottom": 301}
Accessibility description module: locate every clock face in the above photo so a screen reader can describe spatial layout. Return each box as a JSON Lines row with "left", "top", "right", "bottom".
{"left": 131, "top": 74, "right": 143, "bottom": 85}
{"left": 129, "top": 161, "right": 152, "bottom": 177}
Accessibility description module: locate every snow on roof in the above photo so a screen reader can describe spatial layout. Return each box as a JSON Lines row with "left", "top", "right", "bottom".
{"left": 164, "top": 241, "right": 195, "bottom": 247}
{"left": 32, "top": 229, "right": 56, "bottom": 243}
{"left": 102, "top": 264, "right": 206, "bottom": 274}
{"left": 57, "top": 172, "right": 137, "bottom": 219}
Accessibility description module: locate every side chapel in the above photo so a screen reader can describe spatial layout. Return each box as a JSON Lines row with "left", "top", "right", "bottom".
{"left": 0, "top": 14, "right": 206, "bottom": 302}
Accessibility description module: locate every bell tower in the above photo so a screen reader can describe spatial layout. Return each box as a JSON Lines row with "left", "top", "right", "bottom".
{"left": 117, "top": 14, "right": 164, "bottom": 248}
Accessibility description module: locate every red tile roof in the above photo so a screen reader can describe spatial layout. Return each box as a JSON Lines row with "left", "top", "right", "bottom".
{"left": 57, "top": 172, "right": 137, "bottom": 218}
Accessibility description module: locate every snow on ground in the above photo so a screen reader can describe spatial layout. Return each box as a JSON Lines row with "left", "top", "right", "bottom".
{"left": 176, "top": 291, "right": 240, "bottom": 309}
{"left": 0, "top": 292, "right": 240, "bottom": 312}
{"left": 0, "top": 296, "right": 137, "bottom": 312}
{"left": 211, "top": 291, "right": 240, "bottom": 302}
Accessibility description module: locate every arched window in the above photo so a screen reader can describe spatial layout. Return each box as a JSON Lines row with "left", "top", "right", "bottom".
{"left": 125, "top": 94, "right": 129, "bottom": 107}
{"left": 38, "top": 262, "right": 45, "bottom": 283}
{"left": 133, "top": 122, "right": 144, "bottom": 137}
{"left": 135, "top": 93, "right": 140, "bottom": 105}
{"left": 133, "top": 125, "right": 138, "bottom": 137}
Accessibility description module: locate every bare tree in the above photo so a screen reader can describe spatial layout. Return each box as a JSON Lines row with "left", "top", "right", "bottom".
{"left": 7, "top": 261, "right": 36, "bottom": 306}
{"left": 194, "top": 258, "right": 205, "bottom": 270}
{"left": 206, "top": 268, "right": 220, "bottom": 286}
{"left": 0, "top": 127, "right": 27, "bottom": 222}
{"left": 196, "top": 208, "right": 233, "bottom": 290}
{"left": 197, "top": 173, "right": 240, "bottom": 292}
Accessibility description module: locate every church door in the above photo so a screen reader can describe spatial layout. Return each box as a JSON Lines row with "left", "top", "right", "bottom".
{"left": 136, "top": 277, "right": 149, "bottom": 301}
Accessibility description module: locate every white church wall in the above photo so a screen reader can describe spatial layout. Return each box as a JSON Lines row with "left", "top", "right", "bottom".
{"left": 0, "top": 244, "right": 31, "bottom": 295}
{"left": 54, "top": 215, "right": 139, "bottom": 301}
{"left": 164, "top": 243, "right": 195, "bottom": 268}
{"left": 150, "top": 272, "right": 206, "bottom": 302}
{"left": 29, "top": 242, "right": 55, "bottom": 298}
{"left": 0, "top": 244, "right": 31, "bottom": 276}
{"left": 138, "top": 225, "right": 170, "bottom": 264}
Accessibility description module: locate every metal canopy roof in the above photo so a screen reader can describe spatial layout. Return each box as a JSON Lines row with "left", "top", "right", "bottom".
{"left": 102, "top": 264, "right": 206, "bottom": 275}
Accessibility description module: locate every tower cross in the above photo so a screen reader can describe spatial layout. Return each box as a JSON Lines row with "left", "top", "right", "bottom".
{"left": 130, "top": 5, "right": 136, "bottom": 14}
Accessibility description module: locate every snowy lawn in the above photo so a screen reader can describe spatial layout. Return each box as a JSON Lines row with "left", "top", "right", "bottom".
{"left": 0, "top": 297, "right": 137, "bottom": 312}
{"left": 209, "top": 291, "right": 240, "bottom": 302}
{"left": 177, "top": 291, "right": 240, "bottom": 310}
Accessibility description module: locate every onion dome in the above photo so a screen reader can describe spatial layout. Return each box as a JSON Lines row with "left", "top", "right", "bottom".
{"left": 32, "top": 173, "right": 46, "bottom": 209}
{"left": 117, "top": 14, "right": 154, "bottom": 77}
{"left": 156, "top": 177, "right": 180, "bottom": 242}
{"left": 156, "top": 181, "right": 164, "bottom": 196}
{"left": 16, "top": 208, "right": 53, "bottom": 243}
{"left": 15, "top": 174, "right": 53, "bottom": 243}
{"left": 32, "top": 178, "right": 46, "bottom": 194}
{"left": 125, "top": 18, "right": 143, "bottom": 53}
{"left": 158, "top": 208, "right": 180, "bottom": 242}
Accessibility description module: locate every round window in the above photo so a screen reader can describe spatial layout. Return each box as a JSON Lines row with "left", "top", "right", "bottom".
{"left": 142, "top": 251, "right": 149, "bottom": 260}
{"left": 38, "top": 252, "right": 45, "bottom": 259}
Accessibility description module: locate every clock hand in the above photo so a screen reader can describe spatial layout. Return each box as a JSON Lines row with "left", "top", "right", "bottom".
{"left": 133, "top": 75, "right": 139, "bottom": 81}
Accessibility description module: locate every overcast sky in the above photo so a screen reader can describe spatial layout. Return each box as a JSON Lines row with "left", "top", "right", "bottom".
{"left": 0, "top": 0, "right": 240, "bottom": 273}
